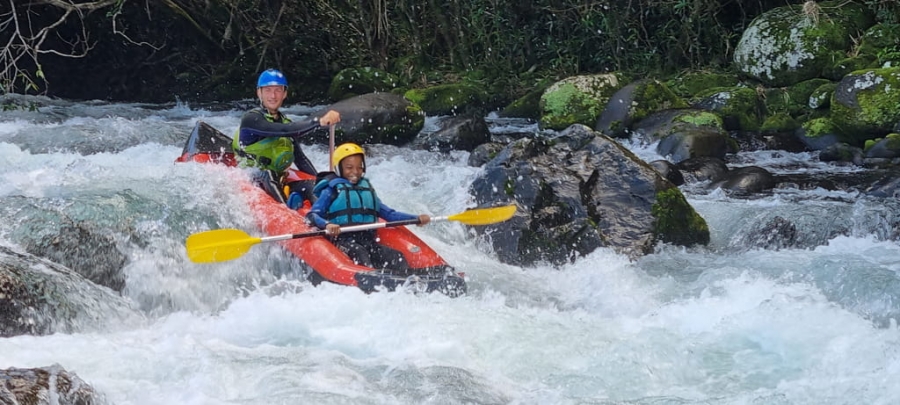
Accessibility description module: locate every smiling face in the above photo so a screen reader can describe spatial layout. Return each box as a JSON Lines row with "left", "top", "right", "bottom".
{"left": 256, "top": 85, "right": 287, "bottom": 114}
{"left": 339, "top": 154, "right": 365, "bottom": 184}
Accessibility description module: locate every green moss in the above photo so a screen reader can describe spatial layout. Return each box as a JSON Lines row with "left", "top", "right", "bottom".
{"left": 500, "top": 79, "right": 553, "bottom": 119}
{"left": 403, "top": 83, "right": 488, "bottom": 116}
{"left": 823, "top": 55, "right": 879, "bottom": 81}
{"left": 504, "top": 179, "right": 515, "bottom": 196}
{"left": 694, "top": 87, "right": 762, "bottom": 131}
{"left": 328, "top": 67, "right": 401, "bottom": 101}
{"left": 854, "top": 70, "right": 900, "bottom": 127}
{"left": 831, "top": 68, "right": 900, "bottom": 142}
{"left": 734, "top": 1, "right": 873, "bottom": 86}
{"left": 886, "top": 133, "right": 900, "bottom": 149}
{"left": 802, "top": 117, "right": 839, "bottom": 138}
{"left": 809, "top": 83, "right": 836, "bottom": 109}
{"left": 864, "top": 138, "right": 879, "bottom": 152}
{"left": 651, "top": 187, "right": 710, "bottom": 246}
{"left": 760, "top": 113, "right": 800, "bottom": 133}
{"left": 538, "top": 74, "right": 624, "bottom": 130}
{"left": 676, "top": 111, "right": 723, "bottom": 128}
{"left": 539, "top": 83, "right": 604, "bottom": 130}
{"left": 858, "top": 23, "right": 900, "bottom": 56}
{"left": 666, "top": 71, "right": 740, "bottom": 98}
{"left": 630, "top": 80, "right": 689, "bottom": 121}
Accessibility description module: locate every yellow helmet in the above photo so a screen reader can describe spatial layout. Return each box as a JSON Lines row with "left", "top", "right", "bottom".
{"left": 332, "top": 143, "right": 365, "bottom": 176}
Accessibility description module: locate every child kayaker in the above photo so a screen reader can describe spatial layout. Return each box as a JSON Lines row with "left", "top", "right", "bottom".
{"left": 306, "top": 143, "right": 430, "bottom": 268}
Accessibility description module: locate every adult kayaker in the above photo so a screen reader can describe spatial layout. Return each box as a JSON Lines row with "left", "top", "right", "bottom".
{"left": 307, "top": 143, "right": 430, "bottom": 269}
{"left": 232, "top": 68, "right": 341, "bottom": 205}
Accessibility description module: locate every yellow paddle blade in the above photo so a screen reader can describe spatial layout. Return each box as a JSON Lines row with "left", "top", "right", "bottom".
{"left": 186, "top": 229, "right": 262, "bottom": 263}
{"left": 447, "top": 205, "right": 517, "bottom": 225}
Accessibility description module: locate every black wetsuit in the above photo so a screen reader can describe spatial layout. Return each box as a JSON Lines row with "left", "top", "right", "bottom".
{"left": 236, "top": 108, "right": 324, "bottom": 203}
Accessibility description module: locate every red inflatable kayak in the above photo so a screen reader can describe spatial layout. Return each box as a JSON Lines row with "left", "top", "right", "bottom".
{"left": 176, "top": 121, "right": 466, "bottom": 297}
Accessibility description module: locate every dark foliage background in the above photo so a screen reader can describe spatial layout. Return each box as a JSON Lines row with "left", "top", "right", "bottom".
{"left": 3, "top": 0, "right": 899, "bottom": 103}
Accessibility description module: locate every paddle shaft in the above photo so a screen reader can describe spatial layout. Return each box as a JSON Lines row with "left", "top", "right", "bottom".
{"left": 328, "top": 124, "right": 335, "bottom": 170}
{"left": 186, "top": 205, "right": 515, "bottom": 263}
{"left": 260, "top": 218, "right": 423, "bottom": 243}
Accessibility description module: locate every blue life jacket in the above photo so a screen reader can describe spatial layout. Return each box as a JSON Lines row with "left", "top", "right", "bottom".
{"left": 314, "top": 177, "right": 379, "bottom": 225}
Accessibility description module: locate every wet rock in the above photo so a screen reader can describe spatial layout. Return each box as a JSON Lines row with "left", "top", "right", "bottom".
{"left": 630, "top": 109, "right": 731, "bottom": 162}
{"left": 865, "top": 134, "right": 900, "bottom": 159}
{"left": 23, "top": 220, "right": 126, "bottom": 292}
{"left": 819, "top": 143, "right": 864, "bottom": 165}
{"left": 745, "top": 216, "right": 798, "bottom": 250}
{"left": 656, "top": 127, "right": 729, "bottom": 163}
{"left": 468, "top": 143, "right": 505, "bottom": 167}
{"left": 710, "top": 166, "right": 776, "bottom": 195}
{"left": 866, "top": 168, "right": 900, "bottom": 198}
{"left": 312, "top": 92, "right": 423, "bottom": 145}
{"left": 410, "top": 115, "right": 491, "bottom": 152}
{"left": 649, "top": 160, "right": 684, "bottom": 186}
{"left": 0, "top": 364, "right": 107, "bottom": 405}
{"left": 675, "top": 157, "right": 729, "bottom": 183}
{"left": 469, "top": 124, "right": 708, "bottom": 265}
{"left": 595, "top": 79, "right": 688, "bottom": 138}
{"left": 0, "top": 246, "right": 141, "bottom": 337}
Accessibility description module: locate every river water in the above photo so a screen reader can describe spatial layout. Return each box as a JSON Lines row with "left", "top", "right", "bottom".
{"left": 1, "top": 96, "right": 899, "bottom": 404}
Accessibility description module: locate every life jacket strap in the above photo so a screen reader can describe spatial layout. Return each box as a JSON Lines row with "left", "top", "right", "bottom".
{"left": 235, "top": 148, "right": 273, "bottom": 167}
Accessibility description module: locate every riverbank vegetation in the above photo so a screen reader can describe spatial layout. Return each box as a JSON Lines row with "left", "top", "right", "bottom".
{"left": 2, "top": 0, "right": 899, "bottom": 103}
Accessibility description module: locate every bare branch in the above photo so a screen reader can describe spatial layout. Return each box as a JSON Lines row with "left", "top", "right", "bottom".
{"left": 1, "top": 0, "right": 165, "bottom": 94}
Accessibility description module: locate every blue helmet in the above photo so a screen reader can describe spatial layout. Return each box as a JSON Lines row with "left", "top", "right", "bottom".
{"left": 257, "top": 69, "right": 288, "bottom": 88}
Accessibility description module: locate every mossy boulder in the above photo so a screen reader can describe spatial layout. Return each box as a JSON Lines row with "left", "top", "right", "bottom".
{"left": 823, "top": 54, "right": 880, "bottom": 81}
{"left": 539, "top": 73, "right": 626, "bottom": 130}
{"left": 858, "top": 23, "right": 900, "bottom": 61}
{"left": 404, "top": 83, "right": 490, "bottom": 116}
{"left": 595, "top": 79, "right": 689, "bottom": 137}
{"left": 666, "top": 71, "right": 742, "bottom": 98}
{"left": 692, "top": 86, "right": 763, "bottom": 131}
{"left": 830, "top": 67, "right": 900, "bottom": 143}
{"left": 796, "top": 116, "right": 842, "bottom": 150}
{"left": 733, "top": 0, "right": 873, "bottom": 87}
{"left": 634, "top": 109, "right": 725, "bottom": 139}
{"left": 327, "top": 67, "right": 403, "bottom": 101}
{"left": 809, "top": 82, "right": 837, "bottom": 109}
{"left": 652, "top": 188, "right": 710, "bottom": 246}
{"left": 764, "top": 78, "right": 832, "bottom": 117}
{"left": 819, "top": 143, "right": 864, "bottom": 164}
{"left": 761, "top": 113, "right": 801, "bottom": 133}
{"left": 629, "top": 109, "right": 730, "bottom": 163}
{"left": 499, "top": 79, "right": 554, "bottom": 119}
{"left": 864, "top": 133, "right": 900, "bottom": 158}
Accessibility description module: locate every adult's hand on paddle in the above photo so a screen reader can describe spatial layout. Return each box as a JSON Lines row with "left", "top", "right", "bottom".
{"left": 417, "top": 214, "right": 430, "bottom": 226}
{"left": 319, "top": 110, "right": 341, "bottom": 126}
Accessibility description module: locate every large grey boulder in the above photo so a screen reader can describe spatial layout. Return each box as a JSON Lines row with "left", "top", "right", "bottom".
{"left": 313, "top": 92, "right": 424, "bottom": 145}
{"left": 469, "top": 124, "right": 709, "bottom": 265}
